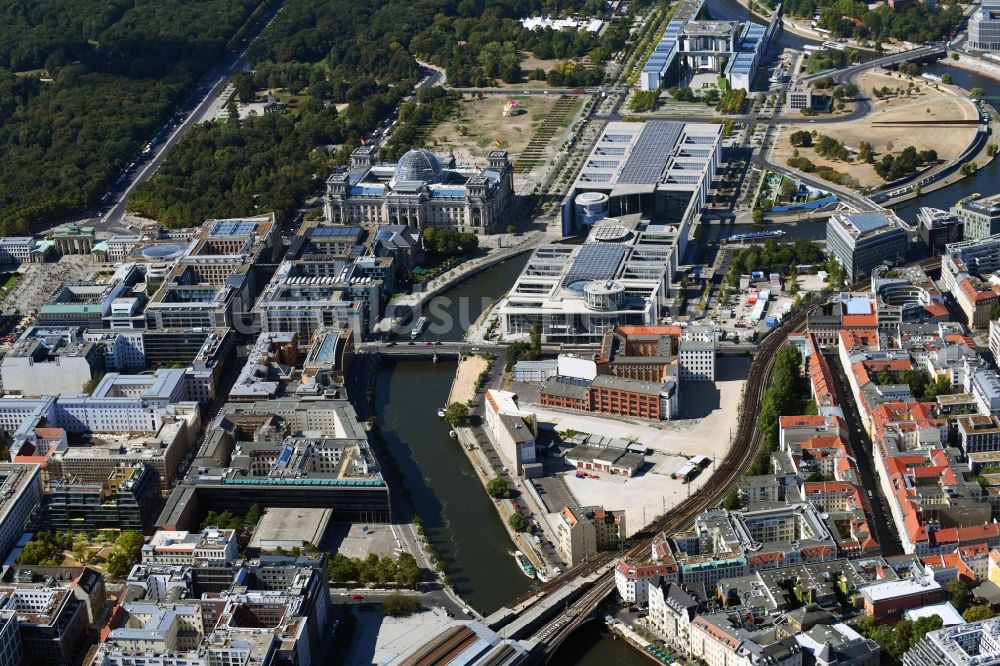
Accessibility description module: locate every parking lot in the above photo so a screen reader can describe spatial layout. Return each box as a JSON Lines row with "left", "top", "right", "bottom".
{"left": 534, "top": 476, "right": 578, "bottom": 513}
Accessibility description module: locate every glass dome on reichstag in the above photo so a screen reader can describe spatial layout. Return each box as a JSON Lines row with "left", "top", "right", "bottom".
{"left": 395, "top": 148, "right": 443, "bottom": 183}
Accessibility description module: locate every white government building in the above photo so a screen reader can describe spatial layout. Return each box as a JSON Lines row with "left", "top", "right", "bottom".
{"left": 324, "top": 146, "right": 514, "bottom": 234}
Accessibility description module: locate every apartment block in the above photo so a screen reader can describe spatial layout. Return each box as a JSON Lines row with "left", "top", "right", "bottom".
{"left": 556, "top": 505, "right": 626, "bottom": 566}
{"left": 142, "top": 527, "right": 239, "bottom": 565}
{"left": 95, "top": 556, "right": 331, "bottom": 666}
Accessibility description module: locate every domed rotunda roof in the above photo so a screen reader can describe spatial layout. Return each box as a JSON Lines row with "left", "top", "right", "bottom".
{"left": 394, "top": 148, "right": 443, "bottom": 183}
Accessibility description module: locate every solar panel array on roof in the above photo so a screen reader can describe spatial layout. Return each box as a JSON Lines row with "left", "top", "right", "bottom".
{"left": 642, "top": 18, "right": 685, "bottom": 76}
{"left": 617, "top": 122, "right": 683, "bottom": 184}
{"left": 311, "top": 226, "right": 363, "bottom": 238}
{"left": 728, "top": 52, "right": 757, "bottom": 75}
{"left": 563, "top": 243, "right": 627, "bottom": 286}
{"left": 209, "top": 220, "right": 256, "bottom": 236}
{"left": 430, "top": 187, "right": 468, "bottom": 198}
{"left": 846, "top": 213, "right": 892, "bottom": 235}
{"left": 726, "top": 23, "right": 767, "bottom": 77}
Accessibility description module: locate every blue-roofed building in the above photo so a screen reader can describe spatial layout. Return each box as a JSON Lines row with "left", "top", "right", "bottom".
{"left": 826, "top": 212, "right": 908, "bottom": 281}
{"left": 145, "top": 214, "right": 278, "bottom": 330}
{"left": 324, "top": 145, "right": 513, "bottom": 234}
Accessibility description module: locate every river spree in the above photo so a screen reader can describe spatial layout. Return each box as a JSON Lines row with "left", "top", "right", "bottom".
{"left": 891, "top": 62, "right": 1000, "bottom": 221}
{"left": 411, "top": 255, "right": 529, "bottom": 342}
{"left": 374, "top": 255, "right": 534, "bottom": 613}
{"left": 374, "top": 359, "right": 533, "bottom": 611}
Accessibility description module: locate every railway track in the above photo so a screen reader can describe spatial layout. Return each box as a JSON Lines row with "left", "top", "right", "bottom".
{"left": 522, "top": 256, "right": 944, "bottom": 657}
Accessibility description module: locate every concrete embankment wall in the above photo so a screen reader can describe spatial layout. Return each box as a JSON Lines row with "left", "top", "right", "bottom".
{"left": 950, "top": 54, "right": 1000, "bottom": 83}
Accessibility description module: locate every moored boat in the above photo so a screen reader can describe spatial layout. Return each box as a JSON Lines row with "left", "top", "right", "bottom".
{"left": 512, "top": 551, "right": 536, "bottom": 578}
{"left": 410, "top": 316, "right": 428, "bottom": 339}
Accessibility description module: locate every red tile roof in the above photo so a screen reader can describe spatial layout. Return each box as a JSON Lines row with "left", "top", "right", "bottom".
{"left": 924, "top": 303, "right": 949, "bottom": 318}
{"left": 842, "top": 314, "right": 878, "bottom": 327}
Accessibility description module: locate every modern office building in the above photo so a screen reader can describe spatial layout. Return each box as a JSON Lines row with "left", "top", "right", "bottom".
{"left": 918, "top": 207, "right": 963, "bottom": 253}
{"left": 787, "top": 86, "right": 814, "bottom": 111}
{"left": 957, "top": 415, "right": 1000, "bottom": 454}
{"left": 324, "top": 146, "right": 514, "bottom": 234}
{"left": 0, "top": 328, "right": 104, "bottom": 396}
{"left": 943, "top": 234, "right": 1000, "bottom": 281}
{"left": 0, "top": 465, "right": 42, "bottom": 563}
{"left": 144, "top": 215, "right": 278, "bottom": 330}
{"left": 157, "top": 399, "right": 389, "bottom": 530}
{"left": 968, "top": 3, "right": 1000, "bottom": 51}
{"left": 82, "top": 327, "right": 235, "bottom": 403}
{"left": 826, "top": 213, "right": 908, "bottom": 281}
{"left": 500, "top": 219, "right": 680, "bottom": 344}
{"left": 37, "top": 263, "right": 145, "bottom": 329}
{"left": 1, "top": 325, "right": 232, "bottom": 400}
{"left": 951, "top": 194, "right": 1000, "bottom": 240}
{"left": 0, "top": 238, "right": 36, "bottom": 265}
{"left": 45, "top": 464, "right": 162, "bottom": 534}
{"left": 904, "top": 618, "right": 1000, "bottom": 666}
{"left": 0, "top": 609, "right": 18, "bottom": 666}
{"left": 0, "top": 582, "right": 89, "bottom": 666}
{"left": 677, "top": 21, "right": 738, "bottom": 73}
{"left": 560, "top": 120, "right": 722, "bottom": 236}
{"left": 503, "top": 131, "right": 726, "bottom": 342}
{"left": 2, "top": 566, "right": 106, "bottom": 629}
{"left": 679, "top": 325, "right": 716, "bottom": 381}
{"left": 6, "top": 396, "right": 201, "bottom": 485}
{"left": 640, "top": 0, "right": 702, "bottom": 90}
{"left": 254, "top": 258, "right": 380, "bottom": 339}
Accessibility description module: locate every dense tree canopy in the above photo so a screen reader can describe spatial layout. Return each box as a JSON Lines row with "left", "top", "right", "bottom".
{"left": 128, "top": 103, "right": 346, "bottom": 226}
{"left": 749, "top": 346, "right": 806, "bottom": 475}
{"left": 249, "top": 0, "right": 626, "bottom": 91}
{"left": 6, "top": 0, "right": 632, "bottom": 230}
{"left": 0, "top": 0, "right": 275, "bottom": 233}
{"left": 783, "top": 0, "right": 961, "bottom": 43}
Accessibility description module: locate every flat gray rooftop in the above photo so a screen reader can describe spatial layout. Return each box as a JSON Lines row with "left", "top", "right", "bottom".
{"left": 248, "top": 507, "right": 333, "bottom": 551}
